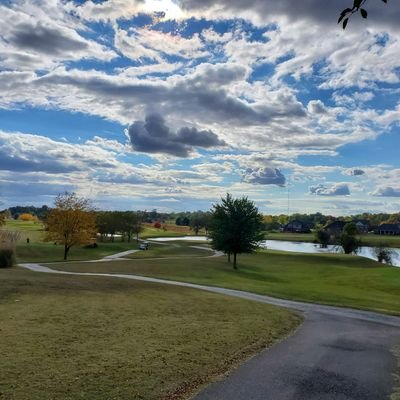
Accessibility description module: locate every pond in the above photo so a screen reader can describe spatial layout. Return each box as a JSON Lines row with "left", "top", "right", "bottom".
{"left": 150, "top": 236, "right": 400, "bottom": 267}
{"left": 261, "top": 240, "right": 400, "bottom": 267}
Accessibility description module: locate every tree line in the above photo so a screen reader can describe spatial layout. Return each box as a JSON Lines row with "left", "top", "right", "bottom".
{"left": 96, "top": 211, "right": 144, "bottom": 242}
{"left": 38, "top": 192, "right": 265, "bottom": 266}
{"left": 3, "top": 205, "right": 399, "bottom": 232}
{"left": 263, "top": 212, "right": 400, "bottom": 232}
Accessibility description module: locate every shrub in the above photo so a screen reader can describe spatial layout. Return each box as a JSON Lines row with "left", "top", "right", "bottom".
{"left": 374, "top": 245, "right": 393, "bottom": 265}
{"left": 0, "top": 247, "right": 15, "bottom": 268}
{"left": 84, "top": 243, "right": 98, "bottom": 249}
{"left": 154, "top": 222, "right": 162, "bottom": 229}
{"left": 19, "top": 213, "right": 36, "bottom": 222}
{"left": 339, "top": 233, "right": 360, "bottom": 254}
{"left": 315, "top": 229, "right": 330, "bottom": 248}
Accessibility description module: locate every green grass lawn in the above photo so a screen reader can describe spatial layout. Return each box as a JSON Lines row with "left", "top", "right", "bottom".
{"left": 358, "top": 234, "right": 400, "bottom": 248}
{"left": 266, "top": 231, "right": 400, "bottom": 248}
{"left": 49, "top": 250, "right": 400, "bottom": 315}
{"left": 16, "top": 240, "right": 211, "bottom": 263}
{"left": 142, "top": 226, "right": 192, "bottom": 238}
{"left": 266, "top": 232, "right": 316, "bottom": 242}
{"left": 1, "top": 220, "right": 45, "bottom": 243}
{"left": 0, "top": 267, "right": 300, "bottom": 400}
{"left": 128, "top": 242, "right": 210, "bottom": 259}
{"left": 16, "top": 241, "right": 140, "bottom": 263}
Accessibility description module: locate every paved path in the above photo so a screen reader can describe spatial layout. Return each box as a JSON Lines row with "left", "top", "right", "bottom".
{"left": 19, "top": 262, "right": 400, "bottom": 400}
{"left": 85, "top": 249, "right": 139, "bottom": 262}
{"left": 195, "top": 313, "right": 400, "bottom": 400}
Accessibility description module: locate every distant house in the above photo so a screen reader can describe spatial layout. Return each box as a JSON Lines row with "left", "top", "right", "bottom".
{"left": 325, "top": 220, "right": 347, "bottom": 235}
{"left": 354, "top": 219, "right": 370, "bottom": 234}
{"left": 283, "top": 220, "right": 311, "bottom": 233}
{"left": 374, "top": 224, "right": 400, "bottom": 235}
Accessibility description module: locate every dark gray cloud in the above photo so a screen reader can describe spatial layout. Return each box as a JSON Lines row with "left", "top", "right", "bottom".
{"left": 309, "top": 183, "right": 350, "bottom": 196}
{"left": 177, "top": 0, "right": 400, "bottom": 29}
{"left": 9, "top": 23, "right": 88, "bottom": 56}
{"left": 127, "top": 114, "right": 226, "bottom": 157}
{"left": 242, "top": 167, "right": 286, "bottom": 186}
{"left": 346, "top": 168, "right": 365, "bottom": 176}
{"left": 308, "top": 100, "right": 327, "bottom": 114}
{"left": 371, "top": 186, "right": 400, "bottom": 197}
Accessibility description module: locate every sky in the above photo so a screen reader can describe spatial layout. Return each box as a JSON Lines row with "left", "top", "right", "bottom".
{"left": 0, "top": 0, "right": 400, "bottom": 215}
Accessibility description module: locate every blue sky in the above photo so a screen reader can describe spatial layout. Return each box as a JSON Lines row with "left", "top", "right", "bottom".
{"left": 0, "top": 0, "right": 400, "bottom": 215}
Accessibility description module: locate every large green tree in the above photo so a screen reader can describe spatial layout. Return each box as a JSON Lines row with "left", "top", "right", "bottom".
{"left": 208, "top": 194, "right": 264, "bottom": 270}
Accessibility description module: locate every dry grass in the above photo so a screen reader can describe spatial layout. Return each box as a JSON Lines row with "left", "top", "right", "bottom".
{"left": 0, "top": 267, "right": 300, "bottom": 400}
{"left": 50, "top": 250, "right": 400, "bottom": 316}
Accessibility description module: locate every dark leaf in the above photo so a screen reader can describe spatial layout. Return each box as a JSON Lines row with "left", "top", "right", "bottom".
{"left": 338, "top": 13, "right": 346, "bottom": 23}
{"left": 341, "top": 7, "right": 353, "bottom": 15}
{"left": 342, "top": 18, "right": 349, "bottom": 29}
{"left": 360, "top": 8, "right": 368, "bottom": 18}
{"left": 338, "top": 7, "right": 352, "bottom": 23}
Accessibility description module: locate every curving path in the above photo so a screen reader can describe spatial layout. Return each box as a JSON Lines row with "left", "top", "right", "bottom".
{"left": 19, "top": 254, "right": 400, "bottom": 400}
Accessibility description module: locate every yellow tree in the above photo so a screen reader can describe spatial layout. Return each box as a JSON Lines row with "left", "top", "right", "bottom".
{"left": 45, "top": 192, "right": 97, "bottom": 260}
{"left": 19, "top": 213, "right": 36, "bottom": 222}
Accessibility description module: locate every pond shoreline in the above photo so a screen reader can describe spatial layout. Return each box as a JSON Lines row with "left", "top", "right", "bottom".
{"left": 149, "top": 236, "right": 400, "bottom": 267}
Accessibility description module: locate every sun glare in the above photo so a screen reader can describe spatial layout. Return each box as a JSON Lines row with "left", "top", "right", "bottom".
{"left": 144, "top": 0, "right": 185, "bottom": 20}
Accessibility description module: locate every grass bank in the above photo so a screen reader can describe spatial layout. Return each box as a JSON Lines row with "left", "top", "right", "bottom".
{"left": 50, "top": 250, "right": 400, "bottom": 315}
{"left": 0, "top": 267, "right": 300, "bottom": 400}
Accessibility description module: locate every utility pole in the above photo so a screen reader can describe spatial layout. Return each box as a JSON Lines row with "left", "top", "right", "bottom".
{"left": 287, "top": 176, "right": 290, "bottom": 222}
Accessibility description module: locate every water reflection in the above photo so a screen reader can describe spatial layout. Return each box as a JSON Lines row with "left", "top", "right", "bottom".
{"left": 261, "top": 240, "right": 400, "bottom": 267}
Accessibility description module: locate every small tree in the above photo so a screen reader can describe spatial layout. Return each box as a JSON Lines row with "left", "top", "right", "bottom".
{"left": 208, "top": 194, "right": 264, "bottom": 269}
{"left": 154, "top": 221, "right": 162, "bottom": 229}
{"left": 374, "top": 244, "right": 393, "bottom": 265}
{"left": 121, "top": 211, "right": 143, "bottom": 242}
{"left": 190, "top": 212, "right": 207, "bottom": 235}
{"left": 315, "top": 228, "right": 330, "bottom": 248}
{"left": 0, "top": 212, "right": 5, "bottom": 227}
{"left": 45, "top": 192, "right": 97, "bottom": 260}
{"left": 132, "top": 212, "right": 144, "bottom": 242}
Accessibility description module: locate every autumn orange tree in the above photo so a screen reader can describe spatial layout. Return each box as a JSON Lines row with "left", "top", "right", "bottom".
{"left": 45, "top": 192, "right": 97, "bottom": 260}
{"left": 19, "top": 213, "right": 36, "bottom": 222}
